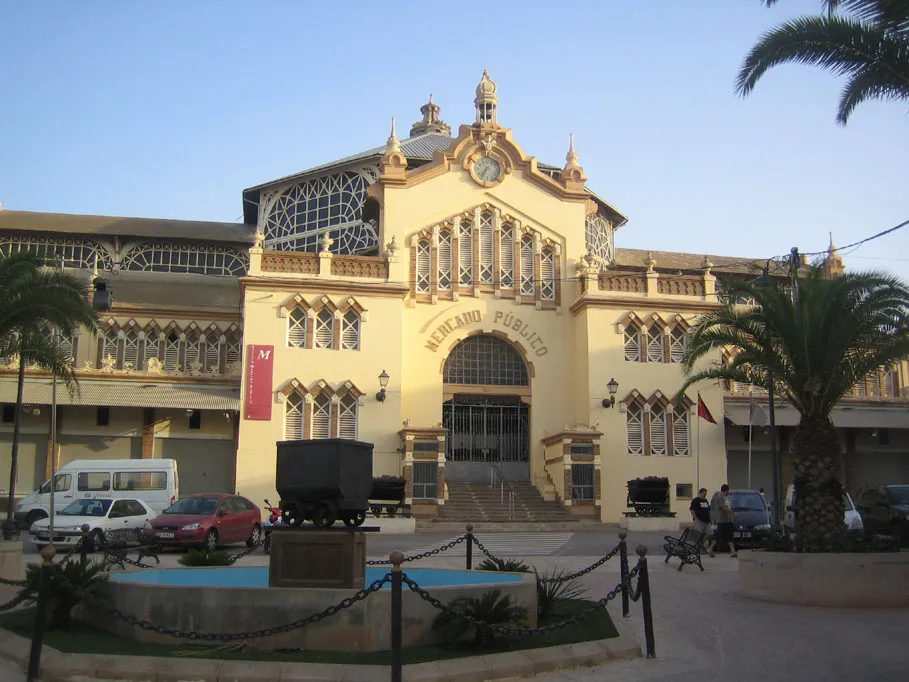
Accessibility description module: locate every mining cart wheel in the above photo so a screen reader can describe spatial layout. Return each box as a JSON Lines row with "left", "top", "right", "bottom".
{"left": 311, "top": 503, "right": 337, "bottom": 529}
{"left": 343, "top": 511, "right": 366, "bottom": 527}
{"left": 282, "top": 506, "right": 302, "bottom": 527}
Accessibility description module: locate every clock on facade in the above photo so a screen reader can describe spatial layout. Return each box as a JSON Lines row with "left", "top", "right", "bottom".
{"left": 473, "top": 156, "right": 502, "bottom": 183}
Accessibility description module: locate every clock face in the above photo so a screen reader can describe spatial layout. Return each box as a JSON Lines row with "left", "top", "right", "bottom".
{"left": 474, "top": 156, "right": 502, "bottom": 182}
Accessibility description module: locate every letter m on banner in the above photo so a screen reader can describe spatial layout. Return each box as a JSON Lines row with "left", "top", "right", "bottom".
{"left": 245, "top": 345, "right": 275, "bottom": 420}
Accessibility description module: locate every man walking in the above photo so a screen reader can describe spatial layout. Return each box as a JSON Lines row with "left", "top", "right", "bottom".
{"left": 707, "top": 484, "right": 738, "bottom": 558}
{"left": 689, "top": 488, "right": 712, "bottom": 548}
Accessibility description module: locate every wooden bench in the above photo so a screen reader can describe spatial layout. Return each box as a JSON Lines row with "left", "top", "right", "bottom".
{"left": 101, "top": 528, "right": 160, "bottom": 569}
{"left": 663, "top": 527, "right": 706, "bottom": 571}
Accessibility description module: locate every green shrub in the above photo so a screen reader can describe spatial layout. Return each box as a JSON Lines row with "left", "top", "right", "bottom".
{"left": 534, "top": 568, "right": 587, "bottom": 619}
{"left": 177, "top": 549, "right": 232, "bottom": 567}
{"left": 476, "top": 557, "right": 531, "bottom": 573}
{"left": 24, "top": 559, "right": 108, "bottom": 630}
{"left": 432, "top": 589, "right": 527, "bottom": 647}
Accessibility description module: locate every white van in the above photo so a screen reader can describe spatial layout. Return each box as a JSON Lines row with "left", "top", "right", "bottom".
{"left": 784, "top": 483, "right": 863, "bottom": 538}
{"left": 14, "top": 459, "right": 179, "bottom": 528}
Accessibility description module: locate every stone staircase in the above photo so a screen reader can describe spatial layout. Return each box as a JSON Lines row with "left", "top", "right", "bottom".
{"left": 438, "top": 481, "right": 577, "bottom": 523}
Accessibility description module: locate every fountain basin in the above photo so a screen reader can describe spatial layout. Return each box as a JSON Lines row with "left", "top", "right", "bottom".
{"left": 79, "top": 567, "right": 537, "bottom": 652}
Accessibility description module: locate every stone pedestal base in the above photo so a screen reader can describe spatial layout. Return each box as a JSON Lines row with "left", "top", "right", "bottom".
{"left": 269, "top": 530, "right": 366, "bottom": 589}
{"left": 619, "top": 515, "right": 679, "bottom": 532}
{"left": 0, "top": 541, "right": 23, "bottom": 581}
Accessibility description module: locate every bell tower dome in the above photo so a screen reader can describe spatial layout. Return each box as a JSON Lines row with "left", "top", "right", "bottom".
{"left": 474, "top": 69, "right": 499, "bottom": 126}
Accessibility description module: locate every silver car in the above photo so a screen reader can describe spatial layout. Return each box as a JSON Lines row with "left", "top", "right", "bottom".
{"left": 784, "top": 484, "right": 863, "bottom": 537}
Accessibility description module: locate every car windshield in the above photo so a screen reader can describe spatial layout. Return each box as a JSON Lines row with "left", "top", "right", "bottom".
{"left": 163, "top": 497, "right": 220, "bottom": 515}
{"left": 59, "top": 499, "right": 111, "bottom": 517}
{"left": 885, "top": 486, "right": 909, "bottom": 505}
{"left": 729, "top": 493, "right": 766, "bottom": 512}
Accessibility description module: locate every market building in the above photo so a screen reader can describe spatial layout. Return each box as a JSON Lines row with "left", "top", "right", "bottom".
{"left": 2, "top": 71, "right": 907, "bottom": 523}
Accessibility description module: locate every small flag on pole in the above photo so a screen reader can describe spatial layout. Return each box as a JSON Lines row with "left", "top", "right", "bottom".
{"left": 697, "top": 393, "right": 717, "bottom": 424}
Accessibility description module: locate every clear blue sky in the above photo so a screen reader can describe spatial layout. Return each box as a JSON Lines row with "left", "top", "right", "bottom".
{"left": 1, "top": 1, "right": 907, "bottom": 279}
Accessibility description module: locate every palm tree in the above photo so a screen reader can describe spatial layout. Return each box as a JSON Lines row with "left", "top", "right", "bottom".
{"left": 0, "top": 251, "right": 99, "bottom": 536}
{"left": 737, "top": 1, "right": 909, "bottom": 124}
{"left": 679, "top": 267, "right": 909, "bottom": 550}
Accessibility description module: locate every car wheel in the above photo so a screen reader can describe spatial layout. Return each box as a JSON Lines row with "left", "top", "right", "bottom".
{"left": 89, "top": 529, "right": 105, "bottom": 553}
{"left": 203, "top": 529, "right": 218, "bottom": 553}
{"left": 246, "top": 524, "right": 261, "bottom": 548}
{"left": 24, "top": 510, "right": 46, "bottom": 529}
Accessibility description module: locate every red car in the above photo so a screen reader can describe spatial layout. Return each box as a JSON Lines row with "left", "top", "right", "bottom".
{"left": 147, "top": 493, "right": 261, "bottom": 552}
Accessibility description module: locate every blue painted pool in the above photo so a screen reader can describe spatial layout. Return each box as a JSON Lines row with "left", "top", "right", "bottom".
{"left": 111, "top": 567, "right": 523, "bottom": 589}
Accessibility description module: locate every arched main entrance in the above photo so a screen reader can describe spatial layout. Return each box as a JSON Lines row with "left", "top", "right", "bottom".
{"left": 442, "top": 334, "right": 530, "bottom": 482}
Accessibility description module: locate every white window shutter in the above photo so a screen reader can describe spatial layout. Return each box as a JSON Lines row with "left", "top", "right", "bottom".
{"left": 626, "top": 405, "right": 644, "bottom": 456}
{"left": 540, "top": 248, "right": 555, "bottom": 301}
{"left": 520, "top": 235, "right": 534, "bottom": 296}
{"left": 341, "top": 310, "right": 360, "bottom": 350}
{"left": 478, "top": 212, "right": 493, "bottom": 283}
{"left": 672, "top": 408, "right": 690, "bottom": 456}
{"left": 288, "top": 308, "right": 307, "bottom": 348}
{"left": 438, "top": 231, "right": 452, "bottom": 290}
{"left": 415, "top": 240, "right": 431, "bottom": 293}
{"left": 499, "top": 225, "right": 514, "bottom": 289}
{"left": 624, "top": 327, "right": 641, "bottom": 362}
{"left": 284, "top": 394, "right": 304, "bottom": 440}
{"left": 339, "top": 395, "right": 358, "bottom": 439}
{"left": 314, "top": 309, "right": 334, "bottom": 349}
{"left": 311, "top": 395, "right": 331, "bottom": 439}
{"left": 458, "top": 221, "right": 473, "bottom": 286}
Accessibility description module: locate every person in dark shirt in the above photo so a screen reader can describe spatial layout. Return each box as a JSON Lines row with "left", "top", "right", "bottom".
{"left": 689, "top": 488, "right": 712, "bottom": 547}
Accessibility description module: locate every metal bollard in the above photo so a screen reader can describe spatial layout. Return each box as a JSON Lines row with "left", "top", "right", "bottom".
{"left": 390, "top": 551, "right": 403, "bottom": 682}
{"left": 636, "top": 545, "right": 656, "bottom": 659}
{"left": 27, "top": 545, "right": 56, "bottom": 682}
{"left": 618, "top": 529, "right": 629, "bottom": 618}
{"left": 465, "top": 524, "right": 473, "bottom": 570}
{"left": 80, "top": 524, "right": 90, "bottom": 568}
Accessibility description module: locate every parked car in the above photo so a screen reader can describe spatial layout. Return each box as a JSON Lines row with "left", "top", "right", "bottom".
{"left": 727, "top": 489, "right": 773, "bottom": 548}
{"left": 784, "top": 484, "right": 863, "bottom": 539}
{"left": 854, "top": 485, "right": 909, "bottom": 546}
{"left": 30, "top": 497, "right": 156, "bottom": 551}
{"left": 146, "top": 493, "right": 261, "bottom": 552}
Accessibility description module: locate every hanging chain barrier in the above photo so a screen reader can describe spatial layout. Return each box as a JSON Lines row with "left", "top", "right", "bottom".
{"left": 400, "top": 563, "right": 640, "bottom": 637}
{"left": 0, "top": 576, "right": 28, "bottom": 588}
{"left": 226, "top": 540, "right": 264, "bottom": 565}
{"left": 0, "top": 590, "right": 30, "bottom": 613}
{"left": 536, "top": 543, "right": 623, "bottom": 583}
{"left": 366, "top": 534, "right": 468, "bottom": 565}
{"left": 49, "top": 570, "right": 392, "bottom": 642}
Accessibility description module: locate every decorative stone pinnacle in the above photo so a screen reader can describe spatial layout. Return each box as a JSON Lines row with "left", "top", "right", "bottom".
{"left": 386, "top": 235, "right": 399, "bottom": 256}
{"left": 566, "top": 133, "right": 579, "bottom": 165}
{"left": 828, "top": 231, "right": 837, "bottom": 254}
{"left": 702, "top": 255, "right": 713, "bottom": 270}
{"left": 644, "top": 251, "right": 656, "bottom": 272}
{"left": 253, "top": 229, "right": 266, "bottom": 248}
{"left": 386, "top": 116, "right": 401, "bottom": 154}
{"left": 320, "top": 234, "right": 334, "bottom": 253}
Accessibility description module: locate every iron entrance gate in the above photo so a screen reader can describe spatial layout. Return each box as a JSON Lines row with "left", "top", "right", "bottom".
{"left": 442, "top": 395, "right": 529, "bottom": 482}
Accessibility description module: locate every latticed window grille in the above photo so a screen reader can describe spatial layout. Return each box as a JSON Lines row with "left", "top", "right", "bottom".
{"left": 647, "top": 325, "right": 665, "bottom": 363}
{"left": 341, "top": 310, "right": 360, "bottom": 351}
{"left": 571, "top": 463, "right": 595, "bottom": 500}
{"left": 119, "top": 242, "right": 248, "bottom": 277}
{"left": 311, "top": 394, "right": 331, "bottom": 439}
{"left": 412, "top": 462, "right": 438, "bottom": 499}
{"left": 669, "top": 327, "right": 686, "bottom": 363}
{"left": 415, "top": 240, "right": 431, "bottom": 293}
{"left": 438, "top": 230, "right": 452, "bottom": 291}
{"left": 884, "top": 368, "right": 897, "bottom": 397}
{"left": 314, "top": 309, "right": 334, "bottom": 349}
{"left": 519, "top": 235, "right": 534, "bottom": 296}
{"left": 478, "top": 212, "right": 494, "bottom": 284}
{"left": 869, "top": 372, "right": 882, "bottom": 397}
{"left": 339, "top": 394, "right": 358, "bottom": 439}
{"left": 624, "top": 325, "right": 642, "bottom": 362}
{"left": 458, "top": 220, "right": 473, "bottom": 286}
{"left": 672, "top": 406, "right": 691, "bottom": 456}
{"left": 284, "top": 393, "right": 305, "bottom": 440}
{"left": 144, "top": 332, "right": 161, "bottom": 368}
{"left": 584, "top": 213, "right": 614, "bottom": 265}
{"left": 183, "top": 333, "right": 203, "bottom": 372}
{"left": 38, "top": 327, "right": 76, "bottom": 362}
{"left": 225, "top": 330, "right": 241, "bottom": 371}
{"left": 650, "top": 404, "right": 668, "bottom": 456}
{"left": 287, "top": 308, "right": 308, "bottom": 348}
{"left": 122, "top": 330, "right": 140, "bottom": 370}
{"left": 626, "top": 403, "right": 644, "bottom": 455}
{"left": 499, "top": 224, "right": 514, "bottom": 289}
{"left": 0, "top": 234, "right": 114, "bottom": 272}
{"left": 261, "top": 168, "right": 379, "bottom": 254}
{"left": 540, "top": 247, "right": 555, "bottom": 301}
{"left": 163, "top": 331, "right": 180, "bottom": 372}
{"left": 443, "top": 334, "right": 529, "bottom": 386}
{"left": 205, "top": 335, "right": 222, "bottom": 373}
{"left": 99, "top": 328, "right": 119, "bottom": 366}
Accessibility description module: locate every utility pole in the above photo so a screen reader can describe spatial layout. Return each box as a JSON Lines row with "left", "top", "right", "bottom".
{"left": 762, "top": 263, "right": 781, "bottom": 529}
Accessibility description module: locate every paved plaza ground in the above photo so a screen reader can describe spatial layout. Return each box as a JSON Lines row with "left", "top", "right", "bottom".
{"left": 0, "top": 531, "right": 906, "bottom": 680}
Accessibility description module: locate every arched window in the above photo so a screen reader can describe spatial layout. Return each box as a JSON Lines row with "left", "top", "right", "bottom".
{"left": 341, "top": 309, "right": 360, "bottom": 351}
{"left": 443, "top": 335, "right": 529, "bottom": 386}
{"left": 288, "top": 307, "right": 308, "bottom": 348}
{"left": 438, "top": 230, "right": 452, "bottom": 291}
{"left": 311, "top": 394, "right": 331, "bottom": 439}
{"left": 285, "top": 392, "right": 305, "bottom": 440}
{"left": 499, "top": 223, "right": 514, "bottom": 289}
{"left": 339, "top": 394, "right": 358, "bottom": 439}
{"left": 478, "top": 212, "right": 494, "bottom": 284}
{"left": 519, "top": 235, "right": 534, "bottom": 297}
{"left": 458, "top": 220, "right": 473, "bottom": 286}
{"left": 314, "top": 309, "right": 334, "bottom": 349}
{"left": 540, "top": 247, "right": 555, "bottom": 301}
{"left": 415, "top": 239, "right": 431, "bottom": 293}
{"left": 585, "top": 213, "right": 613, "bottom": 265}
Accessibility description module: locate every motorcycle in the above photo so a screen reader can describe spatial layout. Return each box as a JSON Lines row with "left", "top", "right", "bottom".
{"left": 262, "top": 499, "right": 283, "bottom": 554}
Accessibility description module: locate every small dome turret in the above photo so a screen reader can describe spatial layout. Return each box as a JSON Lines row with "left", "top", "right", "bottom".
{"left": 474, "top": 69, "right": 499, "bottom": 126}
{"left": 410, "top": 94, "right": 451, "bottom": 137}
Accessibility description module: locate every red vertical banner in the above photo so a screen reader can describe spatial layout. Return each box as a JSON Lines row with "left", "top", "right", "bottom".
{"left": 245, "top": 345, "right": 274, "bottom": 420}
